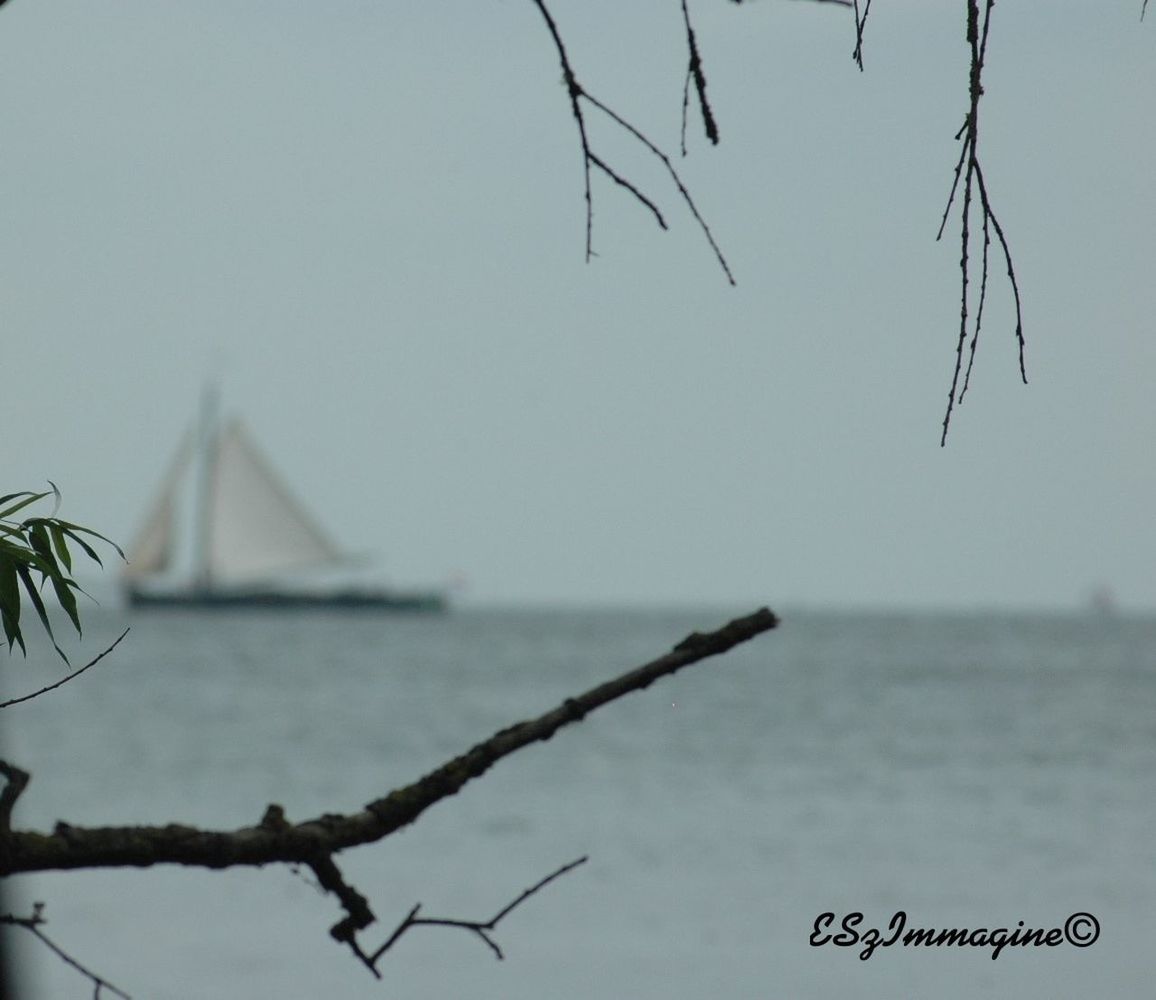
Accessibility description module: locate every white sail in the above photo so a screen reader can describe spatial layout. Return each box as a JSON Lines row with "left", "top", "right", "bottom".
{"left": 123, "top": 395, "right": 445, "bottom": 611}
{"left": 205, "top": 420, "right": 345, "bottom": 584}
{"left": 123, "top": 431, "right": 195, "bottom": 580}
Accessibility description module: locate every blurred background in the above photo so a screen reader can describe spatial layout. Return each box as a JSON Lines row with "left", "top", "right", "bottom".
{"left": 2, "top": 2, "right": 1154, "bottom": 998}
{"left": 1, "top": 0, "right": 1152, "bottom": 611}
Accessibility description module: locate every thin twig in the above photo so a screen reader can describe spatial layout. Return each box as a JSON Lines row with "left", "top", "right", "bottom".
{"left": 975, "top": 164, "right": 1027, "bottom": 384}
{"left": 369, "top": 857, "right": 588, "bottom": 967}
{"left": 851, "top": 0, "right": 872, "bottom": 70}
{"left": 1, "top": 909, "right": 132, "bottom": 999}
{"left": 583, "top": 90, "right": 735, "bottom": 284}
{"left": 936, "top": 0, "right": 1025, "bottom": 444}
{"left": 959, "top": 207, "right": 990, "bottom": 401}
{"left": 680, "top": 64, "right": 692, "bottom": 157}
{"left": 680, "top": 0, "right": 719, "bottom": 145}
{"left": 528, "top": 0, "right": 594, "bottom": 261}
{"left": 529, "top": 0, "right": 733, "bottom": 283}
{"left": 936, "top": 116, "right": 971, "bottom": 241}
{"left": 589, "top": 153, "right": 668, "bottom": 229}
{"left": 1, "top": 628, "right": 130, "bottom": 709}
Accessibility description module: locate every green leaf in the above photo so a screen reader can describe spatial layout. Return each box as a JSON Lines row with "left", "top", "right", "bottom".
{"left": 15, "top": 562, "right": 67, "bottom": 664}
{"left": 48, "top": 570, "right": 82, "bottom": 638}
{"left": 49, "top": 523, "right": 73, "bottom": 573}
{"left": 28, "top": 522, "right": 56, "bottom": 565}
{"left": 0, "top": 491, "right": 49, "bottom": 520}
{"left": 2, "top": 608, "right": 26, "bottom": 656}
{"left": 0, "top": 555, "right": 23, "bottom": 655}
{"left": 0, "top": 555, "right": 19, "bottom": 620}
{"left": 55, "top": 521, "right": 126, "bottom": 562}
{"left": 0, "top": 539, "right": 54, "bottom": 577}
{"left": 59, "top": 528, "right": 103, "bottom": 567}
{"left": 1, "top": 489, "right": 122, "bottom": 660}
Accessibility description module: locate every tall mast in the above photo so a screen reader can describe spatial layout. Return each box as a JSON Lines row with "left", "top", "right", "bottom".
{"left": 192, "top": 383, "right": 220, "bottom": 593}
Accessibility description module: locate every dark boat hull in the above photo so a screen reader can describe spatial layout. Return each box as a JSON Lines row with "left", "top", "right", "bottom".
{"left": 126, "top": 586, "right": 447, "bottom": 613}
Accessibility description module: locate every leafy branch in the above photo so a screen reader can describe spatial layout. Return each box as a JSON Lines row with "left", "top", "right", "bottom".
{"left": 0, "top": 485, "right": 124, "bottom": 663}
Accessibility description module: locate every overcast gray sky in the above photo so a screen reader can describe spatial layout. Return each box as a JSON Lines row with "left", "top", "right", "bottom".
{"left": 2, "top": 2, "right": 1153, "bottom": 610}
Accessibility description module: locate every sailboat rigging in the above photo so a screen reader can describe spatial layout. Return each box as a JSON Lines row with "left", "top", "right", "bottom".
{"left": 123, "top": 393, "right": 446, "bottom": 612}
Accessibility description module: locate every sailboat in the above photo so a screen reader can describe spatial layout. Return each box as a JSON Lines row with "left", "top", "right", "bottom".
{"left": 123, "top": 392, "right": 447, "bottom": 612}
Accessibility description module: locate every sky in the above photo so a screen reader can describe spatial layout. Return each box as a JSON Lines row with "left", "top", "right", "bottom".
{"left": 1, "top": 1, "right": 1153, "bottom": 610}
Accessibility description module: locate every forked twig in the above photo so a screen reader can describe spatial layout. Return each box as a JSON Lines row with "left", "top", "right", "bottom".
{"left": 364, "top": 856, "right": 588, "bottom": 971}
{"left": 583, "top": 90, "right": 735, "bottom": 285}
{"left": 530, "top": 0, "right": 734, "bottom": 284}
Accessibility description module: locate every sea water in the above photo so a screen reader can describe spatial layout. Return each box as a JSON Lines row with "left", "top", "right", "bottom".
{"left": 3, "top": 607, "right": 1155, "bottom": 999}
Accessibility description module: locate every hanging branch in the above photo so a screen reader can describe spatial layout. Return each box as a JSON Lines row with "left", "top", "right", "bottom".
{"left": 851, "top": 0, "right": 872, "bottom": 70}
{"left": 1, "top": 906, "right": 132, "bottom": 1000}
{"left": 935, "top": 0, "right": 1026, "bottom": 446}
{"left": 679, "top": 0, "right": 719, "bottom": 155}
{"left": 530, "top": 0, "right": 735, "bottom": 284}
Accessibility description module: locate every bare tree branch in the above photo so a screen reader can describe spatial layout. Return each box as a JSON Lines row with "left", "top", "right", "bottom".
{"left": 680, "top": 0, "right": 719, "bottom": 151}
{"left": 529, "top": 0, "right": 735, "bottom": 284}
{"left": 582, "top": 89, "right": 736, "bottom": 285}
{"left": 851, "top": 0, "right": 872, "bottom": 71}
{"left": 1, "top": 609, "right": 776, "bottom": 979}
{"left": 344, "top": 856, "right": 588, "bottom": 976}
{"left": 936, "top": 0, "right": 1026, "bottom": 445}
{"left": 589, "top": 153, "right": 668, "bottom": 230}
{"left": 1, "top": 628, "right": 130, "bottom": 710}
{"left": 0, "top": 761, "right": 29, "bottom": 832}
{"left": 0, "top": 608, "right": 778, "bottom": 876}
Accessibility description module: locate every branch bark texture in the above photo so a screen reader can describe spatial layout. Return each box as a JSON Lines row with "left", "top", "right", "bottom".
{"left": 1, "top": 607, "right": 778, "bottom": 876}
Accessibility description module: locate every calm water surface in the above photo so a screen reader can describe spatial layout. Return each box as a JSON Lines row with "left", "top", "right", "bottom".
{"left": 3, "top": 607, "right": 1155, "bottom": 999}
